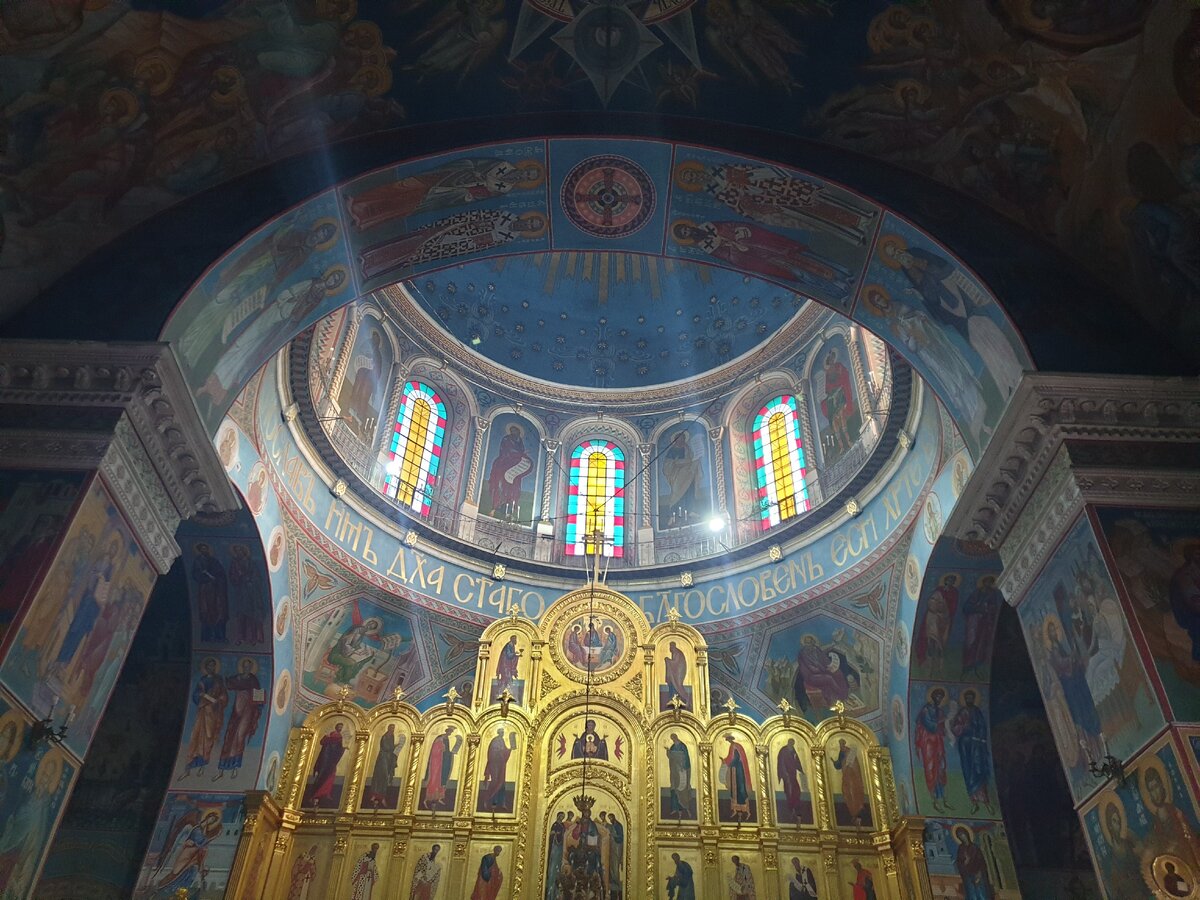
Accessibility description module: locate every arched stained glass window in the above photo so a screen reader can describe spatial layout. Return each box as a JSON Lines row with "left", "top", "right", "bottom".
{"left": 753, "top": 395, "right": 809, "bottom": 529}
{"left": 565, "top": 440, "right": 625, "bottom": 557}
{"left": 382, "top": 381, "right": 446, "bottom": 516}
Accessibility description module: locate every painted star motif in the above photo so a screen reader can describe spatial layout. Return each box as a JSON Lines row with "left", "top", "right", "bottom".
{"left": 551, "top": 1, "right": 662, "bottom": 106}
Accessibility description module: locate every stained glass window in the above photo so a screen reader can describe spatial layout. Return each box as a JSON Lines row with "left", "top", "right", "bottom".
{"left": 753, "top": 395, "right": 809, "bottom": 529}
{"left": 382, "top": 381, "right": 446, "bottom": 516}
{"left": 565, "top": 440, "right": 625, "bottom": 557}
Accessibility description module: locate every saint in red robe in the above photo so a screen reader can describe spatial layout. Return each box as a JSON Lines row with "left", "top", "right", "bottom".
{"left": 469, "top": 849, "right": 503, "bottom": 900}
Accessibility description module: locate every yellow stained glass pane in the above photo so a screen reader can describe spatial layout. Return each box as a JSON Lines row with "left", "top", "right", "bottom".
{"left": 398, "top": 397, "right": 432, "bottom": 506}
{"left": 768, "top": 411, "right": 797, "bottom": 522}
{"left": 584, "top": 451, "right": 607, "bottom": 554}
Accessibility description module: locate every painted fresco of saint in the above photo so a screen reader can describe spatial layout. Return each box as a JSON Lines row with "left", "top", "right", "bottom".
{"left": 667, "top": 853, "right": 696, "bottom": 900}
{"left": 832, "top": 739, "right": 870, "bottom": 827}
{"left": 659, "top": 429, "right": 707, "bottom": 528}
{"left": 776, "top": 737, "right": 809, "bottom": 823}
{"left": 192, "top": 543, "right": 229, "bottom": 643}
{"left": 305, "top": 723, "right": 347, "bottom": 808}
{"left": 914, "top": 574, "right": 960, "bottom": 673}
{"left": 673, "top": 219, "right": 853, "bottom": 302}
{"left": 182, "top": 657, "right": 227, "bottom": 778}
{"left": 146, "top": 807, "right": 223, "bottom": 896}
{"left": 961, "top": 575, "right": 1002, "bottom": 677}
{"left": 228, "top": 543, "right": 266, "bottom": 646}
{"left": 915, "top": 687, "right": 949, "bottom": 812}
{"left": 719, "top": 733, "right": 754, "bottom": 822}
{"left": 484, "top": 423, "right": 534, "bottom": 521}
{"left": 569, "top": 718, "right": 610, "bottom": 761}
{"left": 0, "top": 752, "right": 67, "bottom": 897}
{"left": 322, "top": 602, "right": 408, "bottom": 690}
{"left": 728, "top": 855, "right": 756, "bottom": 900}
{"left": 421, "top": 725, "right": 462, "bottom": 811}
{"left": 490, "top": 635, "right": 522, "bottom": 703}
{"left": 338, "top": 324, "right": 388, "bottom": 442}
{"left": 792, "top": 634, "right": 861, "bottom": 711}
{"left": 878, "top": 235, "right": 1024, "bottom": 399}
{"left": 410, "top": 844, "right": 442, "bottom": 899}
{"left": 345, "top": 157, "right": 545, "bottom": 232}
{"left": 349, "top": 843, "right": 380, "bottom": 900}
{"left": 696, "top": 162, "right": 878, "bottom": 245}
{"left": 216, "top": 657, "right": 265, "bottom": 781}
{"left": 664, "top": 733, "right": 693, "bottom": 819}
{"left": 469, "top": 846, "right": 504, "bottom": 900}
{"left": 950, "top": 690, "right": 993, "bottom": 814}
{"left": 358, "top": 210, "right": 546, "bottom": 283}
{"left": 817, "top": 346, "right": 859, "bottom": 461}
{"left": 477, "top": 728, "right": 517, "bottom": 813}
{"left": 364, "top": 724, "right": 406, "bottom": 809}
{"left": 287, "top": 846, "right": 318, "bottom": 900}
{"left": 953, "top": 827, "right": 992, "bottom": 900}
{"left": 787, "top": 857, "right": 818, "bottom": 900}
{"left": 662, "top": 641, "right": 690, "bottom": 710}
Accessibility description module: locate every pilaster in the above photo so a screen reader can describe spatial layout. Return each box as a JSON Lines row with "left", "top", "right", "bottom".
{"left": 946, "top": 373, "right": 1200, "bottom": 899}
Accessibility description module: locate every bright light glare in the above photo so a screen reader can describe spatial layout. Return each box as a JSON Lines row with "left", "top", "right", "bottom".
{"left": 707, "top": 514, "right": 726, "bottom": 533}
{"left": 385, "top": 458, "right": 402, "bottom": 477}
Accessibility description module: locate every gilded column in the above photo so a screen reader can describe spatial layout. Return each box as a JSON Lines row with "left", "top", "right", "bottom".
{"left": 695, "top": 649, "right": 710, "bottom": 718}
{"left": 282, "top": 727, "right": 315, "bottom": 811}
{"left": 343, "top": 730, "right": 370, "bottom": 813}
{"left": 699, "top": 741, "right": 715, "bottom": 826}
{"left": 755, "top": 743, "right": 774, "bottom": 829}
{"left": 400, "top": 733, "right": 425, "bottom": 816}
{"left": 810, "top": 746, "right": 832, "bottom": 833}
{"left": 457, "top": 733, "right": 482, "bottom": 817}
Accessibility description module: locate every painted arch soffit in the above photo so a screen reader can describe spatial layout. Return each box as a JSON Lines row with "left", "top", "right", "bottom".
{"left": 163, "top": 138, "right": 1030, "bottom": 456}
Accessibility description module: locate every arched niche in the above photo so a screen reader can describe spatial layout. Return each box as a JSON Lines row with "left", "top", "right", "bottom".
{"left": 647, "top": 415, "right": 720, "bottom": 537}
{"left": 323, "top": 302, "right": 401, "bottom": 456}
{"left": 553, "top": 418, "right": 642, "bottom": 563}
{"left": 725, "top": 371, "right": 804, "bottom": 543}
{"left": 472, "top": 408, "right": 547, "bottom": 530}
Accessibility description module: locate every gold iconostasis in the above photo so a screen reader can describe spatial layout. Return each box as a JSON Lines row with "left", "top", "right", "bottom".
{"left": 224, "top": 585, "right": 932, "bottom": 899}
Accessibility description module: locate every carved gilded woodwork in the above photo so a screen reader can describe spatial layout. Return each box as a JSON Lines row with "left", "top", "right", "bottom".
{"left": 228, "top": 585, "right": 932, "bottom": 898}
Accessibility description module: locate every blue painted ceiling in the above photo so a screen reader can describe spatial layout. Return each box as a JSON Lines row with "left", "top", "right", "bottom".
{"left": 406, "top": 253, "right": 807, "bottom": 388}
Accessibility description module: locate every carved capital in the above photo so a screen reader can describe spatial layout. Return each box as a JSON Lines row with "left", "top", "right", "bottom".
{"left": 946, "top": 374, "right": 1200, "bottom": 549}
{"left": 0, "top": 340, "right": 239, "bottom": 520}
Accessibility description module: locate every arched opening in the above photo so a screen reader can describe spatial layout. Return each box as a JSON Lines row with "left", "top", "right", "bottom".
{"left": 990, "top": 604, "right": 1098, "bottom": 898}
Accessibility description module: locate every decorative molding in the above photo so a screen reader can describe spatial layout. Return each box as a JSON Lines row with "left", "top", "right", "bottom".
{"left": 0, "top": 431, "right": 113, "bottom": 468}
{"left": 946, "top": 374, "right": 1200, "bottom": 549}
{"left": 0, "top": 340, "right": 240, "bottom": 518}
{"left": 101, "top": 415, "right": 182, "bottom": 573}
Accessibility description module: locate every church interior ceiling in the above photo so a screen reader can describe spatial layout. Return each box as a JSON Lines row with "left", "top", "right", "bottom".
{"left": 0, "top": 1, "right": 1194, "bottom": 366}
{"left": 4, "top": 4, "right": 1196, "bottom": 897}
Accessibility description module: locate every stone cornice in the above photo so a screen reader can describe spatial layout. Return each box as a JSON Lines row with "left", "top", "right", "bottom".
{"left": 0, "top": 340, "right": 240, "bottom": 517}
{"left": 945, "top": 374, "right": 1200, "bottom": 550}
